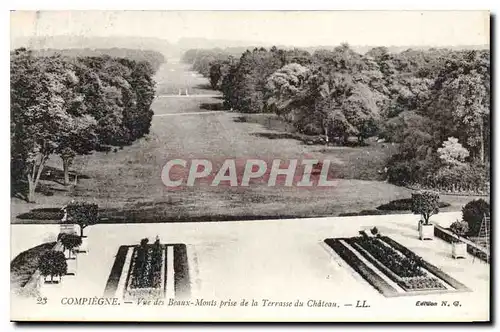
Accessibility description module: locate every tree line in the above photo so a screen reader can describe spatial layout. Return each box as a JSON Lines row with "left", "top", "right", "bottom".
{"left": 183, "top": 45, "right": 490, "bottom": 193}
{"left": 11, "top": 48, "right": 161, "bottom": 202}
{"left": 34, "top": 48, "right": 166, "bottom": 72}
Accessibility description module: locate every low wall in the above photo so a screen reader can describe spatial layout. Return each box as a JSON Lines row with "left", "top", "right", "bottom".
{"left": 434, "top": 225, "right": 490, "bottom": 263}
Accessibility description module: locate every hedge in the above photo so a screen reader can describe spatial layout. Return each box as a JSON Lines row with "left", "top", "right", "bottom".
{"left": 377, "top": 198, "right": 450, "bottom": 211}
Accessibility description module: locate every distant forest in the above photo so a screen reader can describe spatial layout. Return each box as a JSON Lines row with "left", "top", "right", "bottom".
{"left": 182, "top": 45, "right": 490, "bottom": 195}
{"left": 32, "top": 48, "right": 166, "bottom": 72}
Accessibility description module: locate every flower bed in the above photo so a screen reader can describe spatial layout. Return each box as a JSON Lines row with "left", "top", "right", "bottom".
{"left": 381, "top": 236, "right": 470, "bottom": 292}
{"left": 324, "top": 238, "right": 399, "bottom": 297}
{"left": 349, "top": 237, "right": 425, "bottom": 278}
{"left": 326, "top": 235, "right": 470, "bottom": 296}
{"left": 348, "top": 238, "right": 445, "bottom": 291}
{"left": 400, "top": 276, "right": 445, "bottom": 291}
{"left": 124, "top": 241, "right": 166, "bottom": 300}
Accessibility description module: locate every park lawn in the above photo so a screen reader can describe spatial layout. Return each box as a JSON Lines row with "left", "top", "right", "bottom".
{"left": 151, "top": 96, "right": 223, "bottom": 116}
{"left": 10, "top": 242, "right": 56, "bottom": 292}
{"left": 11, "top": 103, "right": 412, "bottom": 223}
{"left": 10, "top": 62, "right": 482, "bottom": 224}
{"left": 154, "top": 61, "right": 219, "bottom": 96}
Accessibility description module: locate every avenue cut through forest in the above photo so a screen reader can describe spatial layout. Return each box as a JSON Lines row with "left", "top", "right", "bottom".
{"left": 11, "top": 58, "right": 482, "bottom": 223}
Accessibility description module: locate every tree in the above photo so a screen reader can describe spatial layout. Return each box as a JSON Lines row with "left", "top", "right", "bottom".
{"left": 229, "top": 47, "right": 284, "bottom": 113}
{"left": 57, "top": 116, "right": 98, "bottom": 185}
{"left": 411, "top": 190, "right": 440, "bottom": 225}
{"left": 59, "top": 233, "right": 83, "bottom": 259}
{"left": 11, "top": 50, "right": 76, "bottom": 202}
{"left": 66, "top": 202, "right": 99, "bottom": 237}
{"left": 38, "top": 250, "right": 67, "bottom": 282}
{"left": 52, "top": 58, "right": 99, "bottom": 185}
{"left": 264, "top": 63, "right": 310, "bottom": 117}
{"left": 209, "top": 61, "right": 223, "bottom": 89}
{"left": 425, "top": 50, "right": 490, "bottom": 164}
{"left": 437, "top": 137, "right": 470, "bottom": 166}
{"left": 220, "top": 62, "right": 239, "bottom": 109}
{"left": 11, "top": 49, "right": 159, "bottom": 200}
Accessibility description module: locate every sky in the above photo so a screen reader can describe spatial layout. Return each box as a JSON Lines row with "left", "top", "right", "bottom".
{"left": 10, "top": 10, "right": 489, "bottom": 47}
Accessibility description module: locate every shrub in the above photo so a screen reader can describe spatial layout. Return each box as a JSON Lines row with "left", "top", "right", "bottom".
{"left": 377, "top": 198, "right": 450, "bottom": 211}
{"left": 437, "top": 137, "right": 469, "bottom": 166}
{"left": 411, "top": 190, "right": 440, "bottom": 225}
{"left": 426, "top": 164, "right": 489, "bottom": 193}
{"left": 449, "top": 220, "right": 469, "bottom": 239}
{"left": 462, "top": 199, "right": 490, "bottom": 236}
{"left": 38, "top": 250, "right": 67, "bottom": 282}
{"left": 17, "top": 209, "right": 64, "bottom": 220}
{"left": 59, "top": 233, "right": 82, "bottom": 258}
{"left": 339, "top": 210, "right": 387, "bottom": 217}
{"left": 66, "top": 202, "right": 99, "bottom": 237}
{"left": 386, "top": 160, "right": 413, "bottom": 186}
{"left": 359, "top": 209, "right": 386, "bottom": 216}
{"left": 386, "top": 155, "right": 438, "bottom": 187}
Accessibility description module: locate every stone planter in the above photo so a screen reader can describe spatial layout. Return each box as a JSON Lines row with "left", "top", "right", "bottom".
{"left": 452, "top": 242, "right": 467, "bottom": 259}
{"left": 63, "top": 248, "right": 75, "bottom": 260}
{"left": 419, "top": 223, "right": 434, "bottom": 240}
{"left": 41, "top": 274, "right": 62, "bottom": 285}
{"left": 66, "top": 257, "right": 78, "bottom": 276}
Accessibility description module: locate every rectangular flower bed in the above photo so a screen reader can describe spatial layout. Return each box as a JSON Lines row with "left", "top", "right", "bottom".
{"left": 124, "top": 242, "right": 166, "bottom": 301}
{"left": 103, "top": 243, "right": 191, "bottom": 299}
{"left": 381, "top": 236, "right": 470, "bottom": 291}
{"left": 347, "top": 237, "right": 446, "bottom": 292}
{"left": 324, "top": 238, "right": 399, "bottom": 297}
{"left": 325, "top": 235, "right": 470, "bottom": 297}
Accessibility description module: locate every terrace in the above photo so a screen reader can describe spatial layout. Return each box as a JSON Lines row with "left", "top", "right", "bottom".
{"left": 11, "top": 211, "right": 489, "bottom": 322}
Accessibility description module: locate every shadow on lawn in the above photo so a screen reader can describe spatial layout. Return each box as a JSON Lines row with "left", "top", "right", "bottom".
{"left": 193, "top": 83, "right": 214, "bottom": 91}
{"left": 15, "top": 205, "right": 306, "bottom": 224}
{"left": 40, "top": 166, "right": 91, "bottom": 183}
{"left": 199, "top": 102, "right": 225, "bottom": 111}
{"left": 11, "top": 165, "right": 93, "bottom": 201}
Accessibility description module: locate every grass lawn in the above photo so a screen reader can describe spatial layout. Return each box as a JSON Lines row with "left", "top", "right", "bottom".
{"left": 10, "top": 242, "right": 56, "bottom": 292}
{"left": 10, "top": 61, "right": 483, "bottom": 224}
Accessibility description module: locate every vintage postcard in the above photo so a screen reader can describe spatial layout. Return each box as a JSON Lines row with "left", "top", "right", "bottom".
{"left": 10, "top": 10, "right": 491, "bottom": 322}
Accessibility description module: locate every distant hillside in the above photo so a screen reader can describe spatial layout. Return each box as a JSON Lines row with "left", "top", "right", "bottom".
{"left": 175, "top": 37, "right": 269, "bottom": 51}
{"left": 11, "top": 35, "right": 175, "bottom": 57}
{"left": 11, "top": 35, "right": 489, "bottom": 59}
